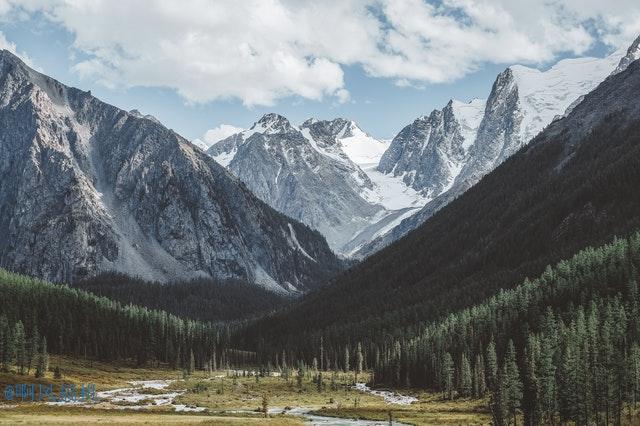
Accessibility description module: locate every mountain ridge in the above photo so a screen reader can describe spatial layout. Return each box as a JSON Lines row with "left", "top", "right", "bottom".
{"left": 0, "top": 49, "right": 342, "bottom": 293}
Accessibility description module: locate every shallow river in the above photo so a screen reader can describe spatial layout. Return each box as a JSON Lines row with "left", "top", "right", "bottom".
{"left": 88, "top": 379, "right": 414, "bottom": 425}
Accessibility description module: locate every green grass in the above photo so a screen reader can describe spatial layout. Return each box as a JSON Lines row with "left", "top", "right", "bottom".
{"left": 0, "top": 357, "right": 492, "bottom": 425}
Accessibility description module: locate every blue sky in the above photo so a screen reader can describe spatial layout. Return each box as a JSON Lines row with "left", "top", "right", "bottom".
{"left": 0, "top": 1, "right": 637, "bottom": 141}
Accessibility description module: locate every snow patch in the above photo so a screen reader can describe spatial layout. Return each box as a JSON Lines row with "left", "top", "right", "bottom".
{"left": 288, "top": 223, "right": 316, "bottom": 262}
{"left": 339, "top": 124, "right": 390, "bottom": 166}
{"left": 360, "top": 164, "right": 429, "bottom": 210}
{"left": 451, "top": 98, "right": 485, "bottom": 150}
{"left": 510, "top": 53, "right": 622, "bottom": 143}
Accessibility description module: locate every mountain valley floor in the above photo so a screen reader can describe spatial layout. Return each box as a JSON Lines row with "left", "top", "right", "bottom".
{"left": 0, "top": 355, "right": 494, "bottom": 425}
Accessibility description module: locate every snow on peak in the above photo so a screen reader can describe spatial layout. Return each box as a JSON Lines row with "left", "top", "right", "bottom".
{"left": 612, "top": 34, "right": 640, "bottom": 75}
{"left": 191, "top": 138, "right": 208, "bottom": 151}
{"left": 450, "top": 98, "right": 486, "bottom": 150}
{"left": 338, "top": 122, "right": 390, "bottom": 167}
{"left": 301, "top": 117, "right": 319, "bottom": 127}
{"left": 252, "top": 113, "right": 295, "bottom": 134}
{"left": 508, "top": 52, "right": 622, "bottom": 143}
{"left": 129, "top": 109, "right": 161, "bottom": 125}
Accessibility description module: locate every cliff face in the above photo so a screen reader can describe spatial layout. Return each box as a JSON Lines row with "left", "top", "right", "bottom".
{"left": 0, "top": 50, "right": 342, "bottom": 293}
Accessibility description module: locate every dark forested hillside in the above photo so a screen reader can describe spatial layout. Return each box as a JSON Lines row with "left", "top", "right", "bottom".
{"left": 0, "top": 269, "right": 242, "bottom": 370}
{"left": 374, "top": 232, "right": 640, "bottom": 425}
{"left": 73, "top": 272, "right": 287, "bottom": 323}
{"left": 236, "top": 61, "right": 640, "bottom": 361}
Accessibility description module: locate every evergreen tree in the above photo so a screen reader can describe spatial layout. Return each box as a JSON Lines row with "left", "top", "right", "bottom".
{"left": 537, "top": 332, "right": 557, "bottom": 423}
{"left": 504, "top": 340, "right": 523, "bottom": 424}
{"left": 356, "top": 342, "right": 363, "bottom": 377}
{"left": 459, "top": 353, "right": 472, "bottom": 397}
{"left": 486, "top": 340, "right": 498, "bottom": 391}
{"left": 35, "top": 336, "right": 48, "bottom": 378}
{"left": 0, "top": 316, "right": 10, "bottom": 371}
{"left": 27, "top": 325, "right": 39, "bottom": 374}
{"left": 13, "top": 321, "right": 26, "bottom": 374}
{"left": 473, "top": 354, "right": 486, "bottom": 398}
{"left": 344, "top": 346, "right": 350, "bottom": 373}
{"left": 523, "top": 335, "right": 541, "bottom": 426}
{"left": 189, "top": 349, "right": 195, "bottom": 374}
{"left": 442, "top": 352, "right": 454, "bottom": 400}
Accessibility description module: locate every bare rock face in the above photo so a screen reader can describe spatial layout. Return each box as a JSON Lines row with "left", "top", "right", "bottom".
{"left": 208, "top": 114, "right": 383, "bottom": 252}
{"left": 0, "top": 50, "right": 342, "bottom": 293}
{"left": 378, "top": 99, "right": 484, "bottom": 199}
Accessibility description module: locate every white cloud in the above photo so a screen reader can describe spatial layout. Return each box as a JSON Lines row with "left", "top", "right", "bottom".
{"left": 201, "top": 124, "right": 244, "bottom": 147}
{"left": 334, "top": 88, "right": 351, "bottom": 104}
{"left": 3, "top": 0, "right": 639, "bottom": 106}
{"left": 0, "top": 30, "right": 34, "bottom": 66}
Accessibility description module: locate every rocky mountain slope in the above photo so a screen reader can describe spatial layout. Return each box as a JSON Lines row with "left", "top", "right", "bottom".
{"left": 378, "top": 98, "right": 485, "bottom": 198}
{"left": 0, "top": 50, "right": 342, "bottom": 293}
{"left": 356, "top": 37, "right": 638, "bottom": 257}
{"left": 207, "top": 115, "right": 403, "bottom": 252}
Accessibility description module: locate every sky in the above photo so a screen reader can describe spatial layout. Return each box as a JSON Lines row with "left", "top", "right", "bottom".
{"left": 0, "top": 1, "right": 639, "bottom": 142}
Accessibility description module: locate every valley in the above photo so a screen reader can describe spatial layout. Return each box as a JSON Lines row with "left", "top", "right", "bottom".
{"left": 0, "top": 356, "right": 489, "bottom": 425}
{"left": 1, "top": 3, "right": 640, "bottom": 425}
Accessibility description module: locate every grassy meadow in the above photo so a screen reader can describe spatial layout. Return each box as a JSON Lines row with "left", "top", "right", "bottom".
{"left": 0, "top": 355, "right": 492, "bottom": 425}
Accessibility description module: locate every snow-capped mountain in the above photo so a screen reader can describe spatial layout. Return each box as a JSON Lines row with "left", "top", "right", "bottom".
{"left": 612, "top": 34, "right": 640, "bottom": 75}
{"left": 0, "top": 50, "right": 342, "bottom": 293}
{"left": 378, "top": 98, "right": 485, "bottom": 199}
{"left": 207, "top": 114, "right": 385, "bottom": 252}
{"left": 356, "top": 36, "right": 639, "bottom": 258}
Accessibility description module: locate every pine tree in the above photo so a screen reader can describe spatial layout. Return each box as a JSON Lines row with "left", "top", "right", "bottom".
{"left": 442, "top": 352, "right": 454, "bottom": 400}
{"left": 474, "top": 353, "right": 486, "bottom": 398}
{"left": 504, "top": 340, "right": 523, "bottom": 424}
{"left": 35, "top": 336, "right": 48, "bottom": 378}
{"left": 523, "top": 335, "right": 541, "bottom": 426}
{"left": 27, "top": 326, "right": 39, "bottom": 374}
{"left": 189, "top": 349, "right": 195, "bottom": 374}
{"left": 13, "top": 321, "right": 26, "bottom": 374}
{"left": 344, "top": 346, "right": 350, "bottom": 373}
{"left": 356, "top": 342, "right": 363, "bottom": 378}
{"left": 558, "top": 342, "right": 578, "bottom": 423}
{"left": 459, "top": 353, "right": 472, "bottom": 397}
{"left": 486, "top": 340, "right": 498, "bottom": 390}
{"left": 492, "top": 369, "right": 510, "bottom": 426}
{"left": 0, "top": 316, "right": 10, "bottom": 371}
{"left": 537, "top": 335, "right": 556, "bottom": 424}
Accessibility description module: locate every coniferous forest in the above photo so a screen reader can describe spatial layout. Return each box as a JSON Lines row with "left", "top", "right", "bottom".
{"left": 73, "top": 272, "right": 287, "bottom": 323}
{"left": 0, "top": 269, "right": 246, "bottom": 371}
{"left": 371, "top": 233, "right": 640, "bottom": 425}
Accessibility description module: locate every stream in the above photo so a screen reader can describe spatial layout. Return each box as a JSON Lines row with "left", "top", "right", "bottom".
{"left": 64, "top": 379, "right": 415, "bottom": 425}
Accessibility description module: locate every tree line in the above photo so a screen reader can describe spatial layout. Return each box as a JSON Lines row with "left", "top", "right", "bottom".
{"left": 0, "top": 269, "right": 234, "bottom": 373}
{"left": 0, "top": 316, "right": 49, "bottom": 378}
{"left": 370, "top": 233, "right": 640, "bottom": 424}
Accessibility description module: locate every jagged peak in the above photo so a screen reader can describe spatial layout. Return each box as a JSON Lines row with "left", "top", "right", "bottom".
{"left": 251, "top": 113, "right": 294, "bottom": 134}
{"left": 300, "top": 117, "right": 319, "bottom": 127}
{"left": 129, "top": 109, "right": 161, "bottom": 125}
{"left": 612, "top": 34, "right": 640, "bottom": 75}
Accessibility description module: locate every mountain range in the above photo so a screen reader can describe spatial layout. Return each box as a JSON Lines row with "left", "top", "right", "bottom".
{"left": 0, "top": 50, "right": 341, "bottom": 294}
{"left": 203, "top": 36, "right": 640, "bottom": 259}
{"left": 237, "top": 46, "right": 640, "bottom": 351}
